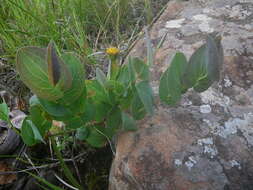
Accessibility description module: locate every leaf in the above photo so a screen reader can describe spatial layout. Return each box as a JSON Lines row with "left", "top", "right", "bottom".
{"left": 38, "top": 98, "right": 72, "bottom": 117}
{"left": 21, "top": 118, "right": 35, "bottom": 146}
{"left": 0, "top": 102, "right": 9, "bottom": 122}
{"left": 16, "top": 47, "right": 63, "bottom": 101}
{"left": 96, "top": 68, "right": 107, "bottom": 87}
{"left": 129, "top": 57, "right": 149, "bottom": 81}
{"left": 28, "top": 120, "right": 45, "bottom": 143}
{"left": 0, "top": 162, "right": 17, "bottom": 185}
{"left": 47, "top": 41, "right": 72, "bottom": 91}
{"left": 131, "top": 92, "right": 146, "bottom": 120}
{"left": 85, "top": 126, "right": 107, "bottom": 148}
{"left": 159, "top": 52, "right": 188, "bottom": 105}
{"left": 47, "top": 41, "right": 61, "bottom": 86}
{"left": 117, "top": 65, "right": 131, "bottom": 86}
{"left": 135, "top": 81, "right": 154, "bottom": 115}
{"left": 106, "top": 107, "right": 122, "bottom": 137}
{"left": 86, "top": 80, "right": 109, "bottom": 103}
{"left": 21, "top": 118, "right": 44, "bottom": 146}
{"left": 58, "top": 52, "right": 86, "bottom": 105}
{"left": 206, "top": 35, "right": 222, "bottom": 82}
{"left": 122, "top": 112, "right": 137, "bottom": 131}
{"left": 76, "top": 127, "right": 89, "bottom": 140}
{"left": 29, "top": 105, "right": 52, "bottom": 136}
{"left": 181, "top": 35, "right": 223, "bottom": 93}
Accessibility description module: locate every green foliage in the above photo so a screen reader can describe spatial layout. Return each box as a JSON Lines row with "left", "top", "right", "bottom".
{"left": 0, "top": 0, "right": 163, "bottom": 63}
{"left": 0, "top": 102, "right": 10, "bottom": 122}
{"left": 159, "top": 35, "right": 223, "bottom": 105}
{"left": 14, "top": 35, "right": 222, "bottom": 148}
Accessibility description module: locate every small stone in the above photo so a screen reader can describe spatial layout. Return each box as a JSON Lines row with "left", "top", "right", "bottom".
{"left": 200, "top": 104, "right": 212, "bottom": 113}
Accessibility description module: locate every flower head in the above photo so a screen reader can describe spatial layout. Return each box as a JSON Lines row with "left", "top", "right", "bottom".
{"left": 106, "top": 47, "right": 120, "bottom": 56}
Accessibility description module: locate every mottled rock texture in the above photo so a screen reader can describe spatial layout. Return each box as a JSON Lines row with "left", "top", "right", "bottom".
{"left": 109, "top": 0, "right": 253, "bottom": 189}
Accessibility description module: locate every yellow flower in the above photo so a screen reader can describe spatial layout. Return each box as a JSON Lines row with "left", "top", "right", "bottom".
{"left": 106, "top": 47, "right": 120, "bottom": 56}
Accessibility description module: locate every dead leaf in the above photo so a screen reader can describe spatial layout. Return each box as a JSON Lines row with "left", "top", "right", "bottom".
{"left": 0, "top": 162, "right": 17, "bottom": 185}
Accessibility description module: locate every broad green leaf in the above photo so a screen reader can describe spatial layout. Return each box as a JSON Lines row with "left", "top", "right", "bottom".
{"left": 181, "top": 45, "right": 206, "bottom": 90}
{"left": 27, "top": 120, "right": 45, "bottom": 143}
{"left": 21, "top": 118, "right": 45, "bottom": 146}
{"left": 64, "top": 88, "right": 86, "bottom": 115}
{"left": 182, "top": 35, "right": 223, "bottom": 93}
{"left": 117, "top": 65, "right": 131, "bottom": 86}
{"left": 38, "top": 98, "right": 72, "bottom": 117}
{"left": 16, "top": 47, "right": 63, "bottom": 101}
{"left": 21, "top": 118, "right": 36, "bottom": 146}
{"left": 106, "top": 80, "right": 125, "bottom": 105}
{"left": 159, "top": 52, "right": 187, "bottom": 105}
{"left": 76, "top": 127, "right": 89, "bottom": 140}
{"left": 131, "top": 92, "right": 146, "bottom": 120}
{"left": 59, "top": 52, "right": 86, "bottom": 104}
{"left": 29, "top": 105, "right": 52, "bottom": 136}
{"left": 94, "top": 102, "right": 111, "bottom": 122}
{"left": 106, "top": 107, "right": 122, "bottom": 137}
{"left": 64, "top": 116, "right": 85, "bottom": 129}
{"left": 135, "top": 81, "right": 154, "bottom": 115}
{"left": 86, "top": 126, "right": 107, "bottom": 148}
{"left": 122, "top": 112, "right": 137, "bottom": 131}
{"left": 0, "top": 102, "right": 9, "bottom": 122}
{"left": 86, "top": 80, "right": 109, "bottom": 103}
{"left": 130, "top": 57, "right": 149, "bottom": 81}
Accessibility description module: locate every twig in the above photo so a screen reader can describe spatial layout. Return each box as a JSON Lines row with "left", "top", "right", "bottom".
{"left": 24, "top": 153, "right": 40, "bottom": 176}
{"left": 0, "top": 162, "right": 60, "bottom": 175}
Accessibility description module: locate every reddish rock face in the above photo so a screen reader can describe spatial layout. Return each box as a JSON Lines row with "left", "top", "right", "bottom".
{"left": 109, "top": 0, "right": 253, "bottom": 190}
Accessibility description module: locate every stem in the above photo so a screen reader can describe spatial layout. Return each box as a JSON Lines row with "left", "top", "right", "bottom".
{"left": 51, "top": 137, "right": 83, "bottom": 190}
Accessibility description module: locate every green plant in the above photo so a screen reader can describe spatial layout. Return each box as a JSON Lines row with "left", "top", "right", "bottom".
{"left": 0, "top": 34, "right": 223, "bottom": 149}
{"left": 0, "top": 0, "right": 164, "bottom": 64}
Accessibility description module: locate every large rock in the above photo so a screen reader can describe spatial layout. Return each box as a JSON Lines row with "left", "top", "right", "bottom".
{"left": 109, "top": 0, "right": 253, "bottom": 189}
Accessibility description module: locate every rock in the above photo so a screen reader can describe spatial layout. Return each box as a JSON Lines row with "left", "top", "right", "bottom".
{"left": 109, "top": 0, "right": 253, "bottom": 190}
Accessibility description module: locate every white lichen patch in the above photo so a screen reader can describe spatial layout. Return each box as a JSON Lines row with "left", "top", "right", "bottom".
{"left": 174, "top": 159, "right": 182, "bottom": 166}
{"left": 237, "top": 113, "right": 253, "bottom": 146}
{"left": 199, "top": 22, "right": 214, "bottom": 33}
{"left": 185, "top": 161, "right": 194, "bottom": 171}
{"left": 193, "top": 14, "right": 212, "bottom": 21}
{"left": 185, "top": 156, "right": 199, "bottom": 171}
{"left": 165, "top": 18, "right": 185, "bottom": 28}
{"left": 204, "top": 145, "right": 218, "bottom": 158}
{"left": 198, "top": 137, "right": 217, "bottom": 158}
{"left": 192, "top": 14, "right": 214, "bottom": 33}
{"left": 224, "top": 77, "right": 232, "bottom": 87}
{"left": 200, "top": 88, "right": 231, "bottom": 109}
{"left": 198, "top": 137, "right": 214, "bottom": 146}
{"left": 213, "top": 119, "right": 238, "bottom": 138}
{"left": 230, "top": 160, "right": 241, "bottom": 170}
{"left": 200, "top": 104, "right": 212, "bottom": 113}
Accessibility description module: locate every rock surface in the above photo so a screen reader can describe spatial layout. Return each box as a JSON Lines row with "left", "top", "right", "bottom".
{"left": 109, "top": 0, "right": 253, "bottom": 189}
